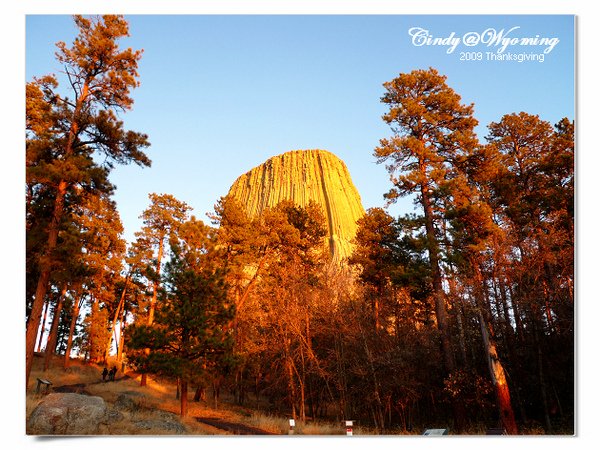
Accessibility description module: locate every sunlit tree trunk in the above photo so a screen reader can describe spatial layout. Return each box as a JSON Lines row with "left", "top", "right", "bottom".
{"left": 141, "top": 239, "right": 164, "bottom": 387}
{"left": 478, "top": 309, "right": 518, "bottom": 434}
{"left": 117, "top": 305, "right": 128, "bottom": 365}
{"left": 473, "top": 262, "right": 518, "bottom": 434}
{"left": 495, "top": 272, "right": 527, "bottom": 422}
{"left": 26, "top": 79, "right": 90, "bottom": 387}
{"left": 27, "top": 185, "right": 67, "bottom": 388}
{"left": 180, "top": 380, "right": 188, "bottom": 417}
{"left": 43, "top": 285, "right": 67, "bottom": 371}
{"left": 35, "top": 298, "right": 49, "bottom": 353}
{"left": 104, "top": 276, "right": 128, "bottom": 364}
{"left": 64, "top": 293, "right": 84, "bottom": 367}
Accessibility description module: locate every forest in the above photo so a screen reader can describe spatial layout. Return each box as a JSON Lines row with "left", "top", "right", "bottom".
{"left": 25, "top": 16, "right": 574, "bottom": 434}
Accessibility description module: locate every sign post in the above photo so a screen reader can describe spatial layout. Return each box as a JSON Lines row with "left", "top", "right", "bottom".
{"left": 345, "top": 420, "right": 353, "bottom": 436}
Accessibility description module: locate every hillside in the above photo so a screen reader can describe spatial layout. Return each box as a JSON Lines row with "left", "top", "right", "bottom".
{"left": 25, "top": 355, "right": 364, "bottom": 435}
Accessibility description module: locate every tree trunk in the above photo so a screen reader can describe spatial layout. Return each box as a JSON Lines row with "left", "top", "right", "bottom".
{"left": 64, "top": 294, "right": 84, "bottom": 368}
{"left": 212, "top": 377, "right": 221, "bottom": 410}
{"left": 532, "top": 313, "right": 553, "bottom": 433}
{"left": 478, "top": 309, "right": 518, "bottom": 434}
{"left": 104, "top": 276, "right": 128, "bottom": 364}
{"left": 373, "top": 295, "right": 380, "bottom": 331}
{"left": 180, "top": 380, "right": 188, "bottom": 417}
{"left": 497, "top": 275, "right": 527, "bottom": 422}
{"left": 26, "top": 84, "right": 89, "bottom": 389}
{"left": 26, "top": 183, "right": 65, "bottom": 388}
{"left": 507, "top": 274, "right": 525, "bottom": 344}
{"left": 43, "top": 285, "right": 67, "bottom": 371}
{"left": 35, "top": 299, "right": 49, "bottom": 353}
{"left": 473, "top": 263, "right": 518, "bottom": 434}
{"left": 360, "top": 323, "right": 385, "bottom": 431}
{"left": 419, "top": 170, "right": 454, "bottom": 374}
{"left": 194, "top": 386, "right": 206, "bottom": 402}
{"left": 419, "top": 168, "right": 465, "bottom": 431}
{"left": 285, "top": 344, "right": 297, "bottom": 420}
{"left": 141, "top": 239, "right": 164, "bottom": 387}
{"left": 117, "top": 306, "right": 128, "bottom": 365}
{"left": 448, "top": 273, "right": 468, "bottom": 367}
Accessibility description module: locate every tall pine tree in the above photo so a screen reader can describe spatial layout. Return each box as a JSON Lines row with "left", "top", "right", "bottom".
{"left": 26, "top": 15, "right": 150, "bottom": 387}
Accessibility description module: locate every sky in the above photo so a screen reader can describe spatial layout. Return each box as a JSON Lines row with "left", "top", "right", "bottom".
{"left": 25, "top": 14, "right": 574, "bottom": 244}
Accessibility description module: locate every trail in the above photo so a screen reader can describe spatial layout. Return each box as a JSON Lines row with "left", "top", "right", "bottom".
{"left": 52, "top": 375, "right": 130, "bottom": 395}
{"left": 51, "top": 376, "right": 279, "bottom": 435}
{"left": 195, "top": 417, "right": 278, "bottom": 435}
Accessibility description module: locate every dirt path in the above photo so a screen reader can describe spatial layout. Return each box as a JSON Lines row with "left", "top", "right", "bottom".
{"left": 196, "top": 417, "right": 278, "bottom": 435}
{"left": 51, "top": 377, "right": 278, "bottom": 435}
{"left": 52, "top": 375, "right": 130, "bottom": 395}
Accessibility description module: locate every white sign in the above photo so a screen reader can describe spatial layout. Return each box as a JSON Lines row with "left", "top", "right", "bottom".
{"left": 423, "top": 428, "right": 448, "bottom": 436}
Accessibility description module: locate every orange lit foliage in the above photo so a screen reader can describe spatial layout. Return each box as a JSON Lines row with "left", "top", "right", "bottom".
{"left": 25, "top": 15, "right": 150, "bottom": 387}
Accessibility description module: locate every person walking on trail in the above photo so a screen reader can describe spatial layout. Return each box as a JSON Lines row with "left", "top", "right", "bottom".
{"left": 109, "top": 366, "right": 117, "bottom": 381}
{"left": 102, "top": 367, "right": 108, "bottom": 382}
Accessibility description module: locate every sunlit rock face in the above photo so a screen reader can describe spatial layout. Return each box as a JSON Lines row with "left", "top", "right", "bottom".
{"left": 228, "top": 149, "right": 365, "bottom": 262}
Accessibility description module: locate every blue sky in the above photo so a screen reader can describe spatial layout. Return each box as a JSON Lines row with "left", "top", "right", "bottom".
{"left": 26, "top": 14, "right": 574, "bottom": 244}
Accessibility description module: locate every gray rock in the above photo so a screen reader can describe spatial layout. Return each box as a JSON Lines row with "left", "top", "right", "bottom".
{"left": 114, "top": 390, "right": 147, "bottom": 411}
{"left": 132, "top": 418, "right": 187, "bottom": 434}
{"left": 106, "top": 407, "right": 125, "bottom": 423}
{"left": 27, "top": 393, "right": 108, "bottom": 435}
{"left": 132, "top": 410, "right": 186, "bottom": 434}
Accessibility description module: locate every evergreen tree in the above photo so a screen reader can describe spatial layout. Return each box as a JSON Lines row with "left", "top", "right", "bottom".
{"left": 134, "top": 193, "right": 191, "bottom": 386}
{"left": 375, "top": 68, "right": 478, "bottom": 430}
{"left": 25, "top": 15, "right": 150, "bottom": 387}
{"left": 127, "top": 217, "right": 234, "bottom": 417}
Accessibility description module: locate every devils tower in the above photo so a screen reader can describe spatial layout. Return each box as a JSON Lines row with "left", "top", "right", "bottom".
{"left": 227, "top": 149, "right": 365, "bottom": 262}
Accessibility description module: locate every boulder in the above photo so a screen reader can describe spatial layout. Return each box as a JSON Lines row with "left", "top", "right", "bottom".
{"left": 132, "top": 411, "right": 186, "bottom": 434}
{"left": 106, "top": 407, "right": 125, "bottom": 423}
{"left": 114, "top": 390, "right": 147, "bottom": 411}
{"left": 27, "top": 393, "right": 108, "bottom": 435}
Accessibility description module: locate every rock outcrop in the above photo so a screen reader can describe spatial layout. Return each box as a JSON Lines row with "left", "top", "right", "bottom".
{"left": 26, "top": 393, "right": 108, "bottom": 435}
{"left": 114, "top": 390, "right": 148, "bottom": 411}
{"left": 132, "top": 410, "right": 187, "bottom": 434}
{"left": 228, "top": 149, "right": 365, "bottom": 261}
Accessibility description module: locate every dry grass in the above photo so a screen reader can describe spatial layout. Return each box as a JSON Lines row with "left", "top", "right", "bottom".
{"left": 243, "top": 412, "right": 376, "bottom": 435}
{"left": 26, "top": 356, "right": 387, "bottom": 436}
{"left": 26, "top": 354, "right": 102, "bottom": 420}
{"left": 245, "top": 413, "right": 289, "bottom": 434}
{"left": 28, "top": 354, "right": 101, "bottom": 389}
{"left": 27, "top": 355, "right": 225, "bottom": 435}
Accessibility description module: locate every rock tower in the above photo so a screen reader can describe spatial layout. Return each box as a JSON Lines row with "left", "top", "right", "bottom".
{"left": 227, "top": 149, "right": 365, "bottom": 262}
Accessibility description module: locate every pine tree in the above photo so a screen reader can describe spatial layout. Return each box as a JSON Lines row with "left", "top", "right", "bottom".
{"left": 375, "top": 68, "right": 478, "bottom": 429}
{"left": 126, "top": 217, "right": 234, "bottom": 417}
{"left": 133, "top": 193, "right": 191, "bottom": 386}
{"left": 483, "top": 113, "right": 574, "bottom": 432}
{"left": 25, "top": 15, "right": 150, "bottom": 387}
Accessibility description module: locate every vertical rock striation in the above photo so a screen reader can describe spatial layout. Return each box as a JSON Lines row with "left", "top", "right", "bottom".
{"left": 227, "top": 149, "right": 365, "bottom": 262}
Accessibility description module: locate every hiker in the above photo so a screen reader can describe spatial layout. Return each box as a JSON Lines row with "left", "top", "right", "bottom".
{"left": 109, "top": 366, "right": 117, "bottom": 381}
{"left": 102, "top": 367, "right": 108, "bottom": 382}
